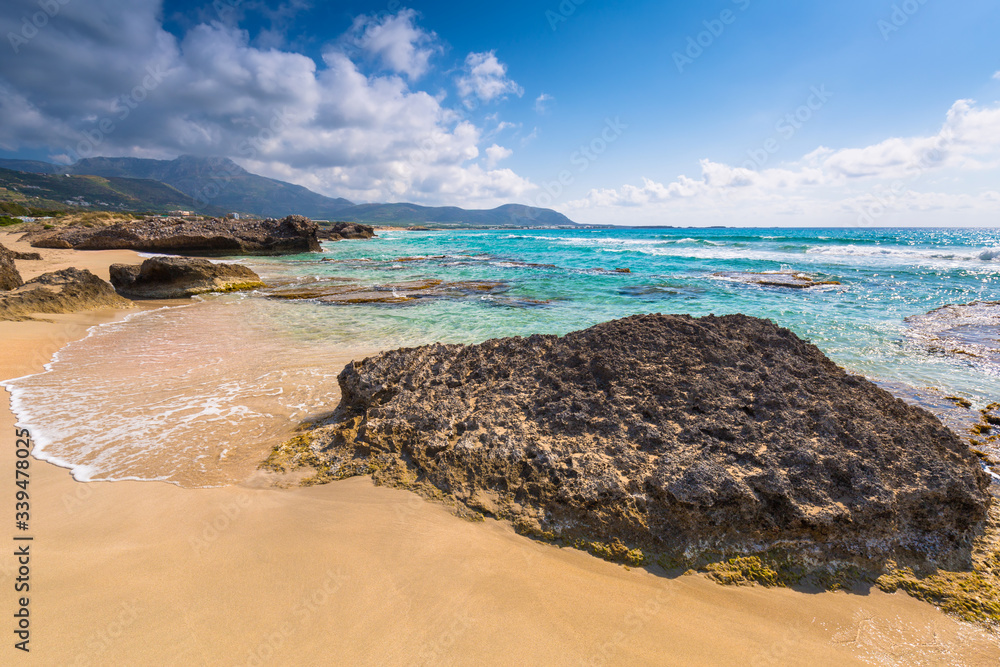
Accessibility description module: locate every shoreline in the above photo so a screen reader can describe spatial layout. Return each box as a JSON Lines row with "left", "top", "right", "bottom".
{"left": 2, "top": 234, "right": 999, "bottom": 664}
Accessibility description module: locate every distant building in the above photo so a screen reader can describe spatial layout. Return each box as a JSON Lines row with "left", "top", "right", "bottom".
{"left": 168, "top": 210, "right": 195, "bottom": 216}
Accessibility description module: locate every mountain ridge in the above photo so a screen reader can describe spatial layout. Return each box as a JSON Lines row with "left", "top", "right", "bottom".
{"left": 0, "top": 167, "right": 225, "bottom": 216}
{"left": 0, "top": 156, "right": 578, "bottom": 226}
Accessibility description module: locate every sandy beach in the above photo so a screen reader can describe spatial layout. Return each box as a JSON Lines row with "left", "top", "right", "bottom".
{"left": 2, "top": 235, "right": 999, "bottom": 666}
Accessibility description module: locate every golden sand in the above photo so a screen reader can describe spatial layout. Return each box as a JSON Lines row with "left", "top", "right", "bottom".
{"left": 1, "top": 231, "right": 998, "bottom": 665}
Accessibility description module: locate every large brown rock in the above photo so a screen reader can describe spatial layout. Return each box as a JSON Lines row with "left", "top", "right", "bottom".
{"left": 291, "top": 313, "right": 991, "bottom": 573}
{"left": 110, "top": 257, "right": 265, "bottom": 299}
{"left": 0, "top": 268, "right": 133, "bottom": 320}
{"left": 0, "top": 243, "right": 24, "bottom": 291}
{"left": 23, "top": 215, "right": 320, "bottom": 255}
{"left": 318, "top": 221, "right": 375, "bottom": 241}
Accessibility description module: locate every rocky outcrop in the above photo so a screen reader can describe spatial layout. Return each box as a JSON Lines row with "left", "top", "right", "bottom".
{"left": 714, "top": 271, "right": 841, "bottom": 289}
{"left": 109, "top": 257, "right": 265, "bottom": 299}
{"left": 273, "top": 314, "right": 990, "bottom": 575}
{"left": 0, "top": 244, "right": 24, "bottom": 290}
{"left": 22, "top": 215, "right": 320, "bottom": 255}
{"left": 1, "top": 243, "right": 41, "bottom": 261}
{"left": 318, "top": 222, "right": 375, "bottom": 241}
{"left": 0, "top": 268, "right": 133, "bottom": 320}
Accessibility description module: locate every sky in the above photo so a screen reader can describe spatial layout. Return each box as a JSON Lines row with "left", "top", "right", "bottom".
{"left": 1, "top": 0, "right": 999, "bottom": 226}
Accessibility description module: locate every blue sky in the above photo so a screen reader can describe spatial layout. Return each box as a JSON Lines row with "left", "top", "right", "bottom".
{"left": 2, "top": 0, "right": 999, "bottom": 225}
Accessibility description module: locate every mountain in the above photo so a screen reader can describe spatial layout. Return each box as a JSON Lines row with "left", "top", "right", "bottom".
{"left": 336, "top": 202, "right": 576, "bottom": 226}
{"left": 59, "top": 156, "right": 355, "bottom": 220}
{"left": 0, "top": 156, "right": 578, "bottom": 226}
{"left": 0, "top": 167, "right": 223, "bottom": 215}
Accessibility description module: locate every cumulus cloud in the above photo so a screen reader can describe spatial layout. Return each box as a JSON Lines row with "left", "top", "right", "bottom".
{"left": 347, "top": 8, "right": 439, "bottom": 80}
{"left": 456, "top": 51, "right": 524, "bottom": 107}
{"left": 484, "top": 144, "right": 513, "bottom": 168}
{"left": 0, "top": 1, "right": 536, "bottom": 208}
{"left": 567, "top": 98, "right": 1000, "bottom": 225}
{"left": 534, "top": 93, "right": 554, "bottom": 114}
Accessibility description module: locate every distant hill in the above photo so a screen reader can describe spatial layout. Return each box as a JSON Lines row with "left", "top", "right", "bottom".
{"left": 0, "top": 156, "right": 578, "bottom": 226}
{"left": 337, "top": 202, "right": 576, "bottom": 226}
{"left": 55, "top": 156, "right": 355, "bottom": 220}
{"left": 0, "top": 167, "right": 223, "bottom": 215}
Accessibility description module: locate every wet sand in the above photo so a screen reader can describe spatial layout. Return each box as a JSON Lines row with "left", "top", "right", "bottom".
{"left": 2, "top": 233, "right": 999, "bottom": 665}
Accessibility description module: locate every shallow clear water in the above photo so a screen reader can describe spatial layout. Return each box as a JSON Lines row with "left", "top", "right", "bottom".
{"left": 251, "top": 227, "right": 1000, "bottom": 400}
{"left": 5, "top": 226, "right": 1000, "bottom": 486}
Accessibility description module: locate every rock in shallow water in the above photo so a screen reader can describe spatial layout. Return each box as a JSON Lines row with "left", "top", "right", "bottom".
{"left": 906, "top": 301, "right": 1000, "bottom": 373}
{"left": 110, "top": 257, "right": 265, "bottom": 299}
{"left": 278, "top": 313, "right": 990, "bottom": 574}
{"left": 317, "top": 222, "right": 375, "bottom": 241}
{"left": 714, "top": 270, "right": 841, "bottom": 289}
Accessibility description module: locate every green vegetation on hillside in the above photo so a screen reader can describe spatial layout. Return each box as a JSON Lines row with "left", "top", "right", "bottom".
{"left": 0, "top": 167, "right": 222, "bottom": 216}
{"left": 0, "top": 156, "right": 580, "bottom": 226}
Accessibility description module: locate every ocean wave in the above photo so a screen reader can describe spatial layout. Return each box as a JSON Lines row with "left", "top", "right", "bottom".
{"left": 4, "top": 299, "right": 347, "bottom": 488}
{"left": 806, "top": 244, "right": 1000, "bottom": 263}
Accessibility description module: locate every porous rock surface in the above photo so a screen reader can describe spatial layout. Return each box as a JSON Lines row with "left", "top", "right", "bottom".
{"left": 110, "top": 257, "right": 265, "bottom": 299}
{"left": 0, "top": 268, "right": 133, "bottom": 320}
{"left": 0, "top": 243, "right": 24, "bottom": 290}
{"left": 295, "top": 313, "right": 990, "bottom": 571}
{"left": 23, "top": 215, "right": 320, "bottom": 255}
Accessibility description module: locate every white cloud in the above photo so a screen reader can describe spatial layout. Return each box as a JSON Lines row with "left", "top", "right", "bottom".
{"left": 566, "top": 98, "right": 1000, "bottom": 225}
{"left": 347, "top": 8, "right": 439, "bottom": 81}
{"left": 456, "top": 51, "right": 524, "bottom": 107}
{"left": 994, "top": 71, "right": 1000, "bottom": 80}
{"left": 484, "top": 144, "right": 513, "bottom": 168}
{"left": 534, "top": 93, "right": 554, "bottom": 114}
{"left": 0, "top": 2, "right": 538, "bottom": 209}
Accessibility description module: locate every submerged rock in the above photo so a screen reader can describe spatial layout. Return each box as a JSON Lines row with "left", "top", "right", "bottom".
{"left": 0, "top": 268, "right": 133, "bottom": 320}
{"left": 714, "top": 271, "right": 841, "bottom": 289}
{"left": 0, "top": 244, "right": 24, "bottom": 291}
{"left": 267, "top": 279, "right": 509, "bottom": 305}
{"left": 23, "top": 215, "right": 320, "bottom": 255}
{"left": 109, "top": 257, "right": 265, "bottom": 299}
{"left": 276, "top": 313, "right": 990, "bottom": 575}
{"left": 906, "top": 301, "right": 1000, "bottom": 373}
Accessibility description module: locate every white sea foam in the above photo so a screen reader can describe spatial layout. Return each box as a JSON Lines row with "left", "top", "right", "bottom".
{"left": 4, "top": 296, "right": 357, "bottom": 488}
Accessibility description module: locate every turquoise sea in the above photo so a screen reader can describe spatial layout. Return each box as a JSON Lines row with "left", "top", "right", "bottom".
{"left": 6, "top": 226, "right": 1000, "bottom": 486}
{"left": 254, "top": 226, "right": 1000, "bottom": 400}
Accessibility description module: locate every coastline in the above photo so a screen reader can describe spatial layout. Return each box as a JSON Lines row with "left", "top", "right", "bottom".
{"left": 2, "top": 236, "right": 999, "bottom": 664}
